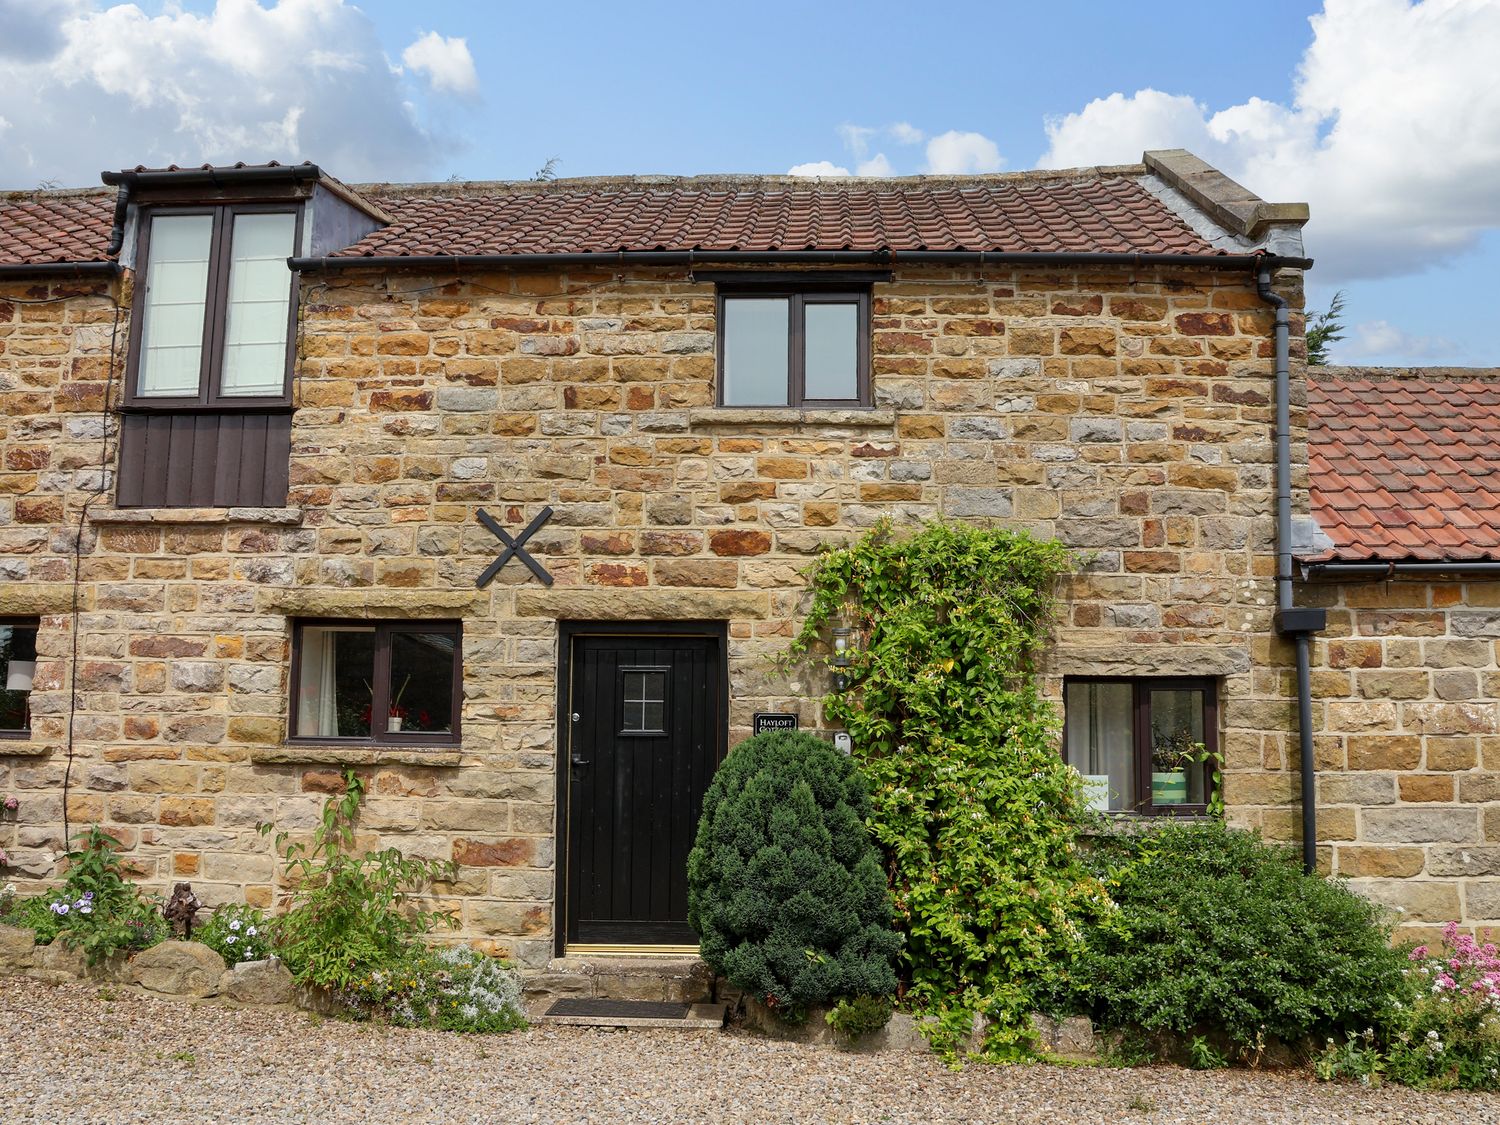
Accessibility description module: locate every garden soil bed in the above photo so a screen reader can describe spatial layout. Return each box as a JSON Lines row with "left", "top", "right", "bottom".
{"left": 4, "top": 976, "right": 1496, "bottom": 1124}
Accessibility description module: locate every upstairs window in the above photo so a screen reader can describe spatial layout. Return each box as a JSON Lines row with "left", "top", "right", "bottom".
{"left": 118, "top": 205, "right": 299, "bottom": 508}
{"left": 130, "top": 207, "right": 299, "bottom": 406}
{"left": 1063, "top": 677, "right": 1218, "bottom": 815}
{"left": 717, "top": 286, "right": 870, "bottom": 407}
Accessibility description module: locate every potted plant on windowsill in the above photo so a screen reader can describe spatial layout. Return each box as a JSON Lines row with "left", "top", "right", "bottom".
{"left": 385, "top": 676, "right": 411, "bottom": 733}
{"left": 1150, "top": 728, "right": 1201, "bottom": 805}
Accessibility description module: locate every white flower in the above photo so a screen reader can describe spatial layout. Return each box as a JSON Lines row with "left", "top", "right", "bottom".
{"left": 246, "top": 926, "right": 257, "bottom": 936}
{"left": 229, "top": 919, "right": 242, "bottom": 932}
{"left": 225, "top": 934, "right": 237, "bottom": 944}
{"left": 3, "top": 883, "right": 15, "bottom": 896}
{"left": 77, "top": 904, "right": 92, "bottom": 915}
{"left": 51, "top": 902, "right": 68, "bottom": 915}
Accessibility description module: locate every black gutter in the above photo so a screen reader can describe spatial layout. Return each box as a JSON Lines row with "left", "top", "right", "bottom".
{"left": 1256, "top": 265, "right": 1325, "bottom": 876}
{"left": 0, "top": 262, "right": 119, "bottom": 278}
{"left": 1303, "top": 560, "right": 1500, "bottom": 579}
{"left": 105, "top": 182, "right": 131, "bottom": 258}
{"left": 102, "top": 164, "right": 321, "bottom": 190}
{"left": 289, "top": 249, "right": 1315, "bottom": 273}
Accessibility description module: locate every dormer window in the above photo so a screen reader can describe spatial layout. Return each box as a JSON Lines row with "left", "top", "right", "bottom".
{"left": 130, "top": 206, "right": 299, "bottom": 405}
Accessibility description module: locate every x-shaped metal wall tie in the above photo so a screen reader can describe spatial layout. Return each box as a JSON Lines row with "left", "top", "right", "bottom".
{"left": 474, "top": 506, "right": 555, "bottom": 588}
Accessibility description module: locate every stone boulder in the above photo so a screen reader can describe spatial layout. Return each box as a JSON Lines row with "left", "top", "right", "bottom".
{"left": 130, "top": 940, "right": 226, "bottom": 998}
{"left": 33, "top": 940, "right": 87, "bottom": 983}
{"left": 1030, "top": 1012, "right": 1099, "bottom": 1061}
{"left": 222, "top": 957, "right": 295, "bottom": 1006}
{"left": 0, "top": 924, "right": 36, "bottom": 973}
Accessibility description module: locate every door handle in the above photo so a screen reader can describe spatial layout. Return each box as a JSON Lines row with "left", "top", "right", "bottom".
{"left": 570, "top": 753, "right": 590, "bottom": 768}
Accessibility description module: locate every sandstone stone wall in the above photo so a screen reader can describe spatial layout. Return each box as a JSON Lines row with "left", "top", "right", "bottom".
{"left": 1300, "top": 578, "right": 1500, "bottom": 939}
{"left": 4, "top": 261, "right": 1418, "bottom": 965}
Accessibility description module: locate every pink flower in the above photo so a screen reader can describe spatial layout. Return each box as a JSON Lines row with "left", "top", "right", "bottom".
{"left": 1409, "top": 945, "right": 1429, "bottom": 961}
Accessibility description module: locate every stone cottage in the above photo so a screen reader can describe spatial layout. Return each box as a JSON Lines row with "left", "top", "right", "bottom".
{"left": 0, "top": 148, "right": 1491, "bottom": 968}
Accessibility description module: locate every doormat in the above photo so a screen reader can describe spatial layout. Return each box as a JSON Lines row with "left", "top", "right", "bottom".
{"left": 545, "top": 999, "right": 690, "bottom": 1020}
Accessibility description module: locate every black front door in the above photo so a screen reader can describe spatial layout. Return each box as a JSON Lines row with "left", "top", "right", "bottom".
{"left": 560, "top": 625, "right": 725, "bottom": 948}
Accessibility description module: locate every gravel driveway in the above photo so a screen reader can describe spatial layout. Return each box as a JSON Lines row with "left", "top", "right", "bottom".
{"left": 4, "top": 977, "right": 1497, "bottom": 1124}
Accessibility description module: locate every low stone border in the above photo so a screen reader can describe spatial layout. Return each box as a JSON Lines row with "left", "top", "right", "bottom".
{"left": 0, "top": 925, "right": 294, "bottom": 1006}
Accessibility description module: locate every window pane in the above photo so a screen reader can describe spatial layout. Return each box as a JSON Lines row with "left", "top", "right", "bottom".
{"left": 804, "top": 302, "right": 859, "bottom": 400}
{"left": 221, "top": 212, "right": 296, "bottom": 396}
{"left": 722, "top": 297, "right": 789, "bottom": 405}
{"left": 138, "top": 214, "right": 213, "bottom": 397}
{"left": 1149, "top": 688, "right": 1207, "bottom": 806}
{"left": 1065, "top": 681, "right": 1134, "bottom": 812}
{"left": 295, "top": 626, "right": 375, "bottom": 738}
{"left": 622, "top": 669, "right": 667, "bottom": 733}
{"left": 0, "top": 622, "right": 39, "bottom": 733}
{"left": 389, "top": 631, "right": 456, "bottom": 735}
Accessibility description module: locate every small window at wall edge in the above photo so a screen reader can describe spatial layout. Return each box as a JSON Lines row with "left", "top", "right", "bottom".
{"left": 124, "top": 204, "right": 302, "bottom": 409}
{"left": 1062, "top": 676, "right": 1219, "bottom": 816}
{"left": 716, "top": 283, "right": 871, "bottom": 408}
{"left": 288, "top": 619, "right": 462, "bottom": 747}
{"left": 0, "top": 617, "right": 40, "bottom": 739}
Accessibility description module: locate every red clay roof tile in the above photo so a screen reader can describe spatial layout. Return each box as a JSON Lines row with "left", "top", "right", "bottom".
{"left": 0, "top": 192, "right": 115, "bottom": 266}
{"left": 1308, "top": 374, "right": 1500, "bottom": 562}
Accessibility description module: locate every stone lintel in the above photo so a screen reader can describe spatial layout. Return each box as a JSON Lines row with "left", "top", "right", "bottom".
{"left": 1048, "top": 643, "right": 1251, "bottom": 678}
{"left": 688, "top": 408, "right": 897, "bottom": 428}
{"left": 1143, "top": 149, "right": 1308, "bottom": 238}
{"left": 258, "top": 589, "right": 490, "bottom": 616}
{"left": 250, "top": 746, "right": 464, "bottom": 768}
{"left": 515, "top": 588, "right": 771, "bottom": 620}
{"left": 0, "top": 585, "right": 78, "bottom": 614}
{"left": 90, "top": 508, "right": 304, "bottom": 527}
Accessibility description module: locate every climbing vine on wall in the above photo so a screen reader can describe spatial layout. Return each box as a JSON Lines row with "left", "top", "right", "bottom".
{"left": 787, "top": 521, "right": 1110, "bottom": 1057}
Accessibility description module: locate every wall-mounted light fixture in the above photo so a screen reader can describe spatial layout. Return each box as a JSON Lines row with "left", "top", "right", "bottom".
{"left": 831, "top": 626, "right": 852, "bottom": 693}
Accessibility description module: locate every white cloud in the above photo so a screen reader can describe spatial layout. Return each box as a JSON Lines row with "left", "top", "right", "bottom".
{"left": 0, "top": 0, "right": 476, "bottom": 187}
{"left": 1338, "top": 319, "right": 1461, "bottom": 362}
{"left": 889, "top": 122, "right": 924, "bottom": 145}
{"left": 924, "top": 130, "right": 1003, "bottom": 175}
{"left": 788, "top": 160, "right": 850, "bottom": 177}
{"left": 856, "top": 153, "right": 894, "bottom": 177}
{"left": 401, "top": 30, "right": 478, "bottom": 98}
{"left": 837, "top": 124, "right": 876, "bottom": 159}
{"left": 1036, "top": 0, "right": 1500, "bottom": 281}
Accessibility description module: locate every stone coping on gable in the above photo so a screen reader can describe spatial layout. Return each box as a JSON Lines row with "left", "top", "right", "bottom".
{"left": 250, "top": 746, "right": 464, "bottom": 768}
{"left": 89, "top": 508, "right": 304, "bottom": 527}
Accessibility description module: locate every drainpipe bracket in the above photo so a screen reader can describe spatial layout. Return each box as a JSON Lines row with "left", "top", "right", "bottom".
{"left": 1275, "top": 607, "right": 1327, "bottom": 636}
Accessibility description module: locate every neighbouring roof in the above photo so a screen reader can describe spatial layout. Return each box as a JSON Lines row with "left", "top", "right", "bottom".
{"left": 1308, "top": 370, "right": 1500, "bottom": 562}
{"left": 0, "top": 191, "right": 114, "bottom": 267}
{"left": 335, "top": 172, "right": 1219, "bottom": 258}
{"left": 1, "top": 155, "right": 1299, "bottom": 267}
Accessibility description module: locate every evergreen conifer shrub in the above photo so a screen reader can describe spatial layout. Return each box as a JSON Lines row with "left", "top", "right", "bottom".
{"left": 687, "top": 731, "right": 900, "bottom": 1016}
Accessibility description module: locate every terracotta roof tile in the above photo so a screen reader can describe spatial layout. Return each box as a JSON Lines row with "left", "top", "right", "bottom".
{"left": 337, "top": 174, "right": 1219, "bottom": 259}
{"left": 0, "top": 192, "right": 115, "bottom": 266}
{"left": 1308, "top": 374, "right": 1500, "bottom": 562}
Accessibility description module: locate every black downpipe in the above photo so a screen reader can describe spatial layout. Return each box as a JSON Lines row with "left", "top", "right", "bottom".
{"left": 1257, "top": 265, "right": 1323, "bottom": 875}
{"left": 105, "top": 182, "right": 130, "bottom": 258}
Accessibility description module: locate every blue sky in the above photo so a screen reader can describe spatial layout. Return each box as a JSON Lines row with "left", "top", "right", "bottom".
{"left": 1, "top": 0, "right": 1495, "bottom": 367}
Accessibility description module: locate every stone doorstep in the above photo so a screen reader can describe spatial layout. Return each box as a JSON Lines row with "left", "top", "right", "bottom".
{"left": 523, "top": 955, "right": 714, "bottom": 1015}
{"left": 538, "top": 1001, "right": 726, "bottom": 1030}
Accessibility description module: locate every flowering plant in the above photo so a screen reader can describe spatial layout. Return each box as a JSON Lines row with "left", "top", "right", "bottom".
{"left": 27, "top": 826, "right": 168, "bottom": 963}
{"left": 342, "top": 945, "right": 526, "bottom": 1033}
{"left": 196, "top": 903, "right": 272, "bottom": 966}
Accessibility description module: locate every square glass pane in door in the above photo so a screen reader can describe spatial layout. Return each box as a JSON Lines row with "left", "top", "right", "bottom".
{"left": 1149, "top": 687, "right": 1207, "bottom": 806}
{"left": 620, "top": 668, "right": 668, "bottom": 734}
{"left": 1065, "top": 681, "right": 1134, "bottom": 811}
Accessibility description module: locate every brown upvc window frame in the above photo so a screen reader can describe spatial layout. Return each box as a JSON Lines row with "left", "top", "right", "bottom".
{"left": 124, "top": 203, "right": 302, "bottom": 411}
{"left": 1062, "top": 676, "right": 1220, "bottom": 817}
{"left": 287, "top": 619, "right": 463, "bottom": 748}
{"left": 715, "top": 283, "right": 872, "bottom": 409}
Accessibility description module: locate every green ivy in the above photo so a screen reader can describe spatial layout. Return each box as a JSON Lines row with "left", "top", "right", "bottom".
{"left": 787, "top": 520, "right": 1109, "bottom": 1057}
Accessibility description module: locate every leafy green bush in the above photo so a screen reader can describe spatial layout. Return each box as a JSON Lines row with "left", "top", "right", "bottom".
{"left": 687, "top": 730, "right": 901, "bottom": 1019}
{"left": 1051, "top": 820, "right": 1408, "bottom": 1052}
{"left": 342, "top": 945, "right": 527, "bottom": 1033}
{"left": 196, "top": 903, "right": 271, "bottom": 966}
{"left": 826, "top": 993, "right": 894, "bottom": 1040}
{"left": 19, "top": 827, "right": 168, "bottom": 964}
{"left": 261, "top": 771, "right": 457, "bottom": 991}
{"left": 789, "top": 521, "right": 1107, "bottom": 1055}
